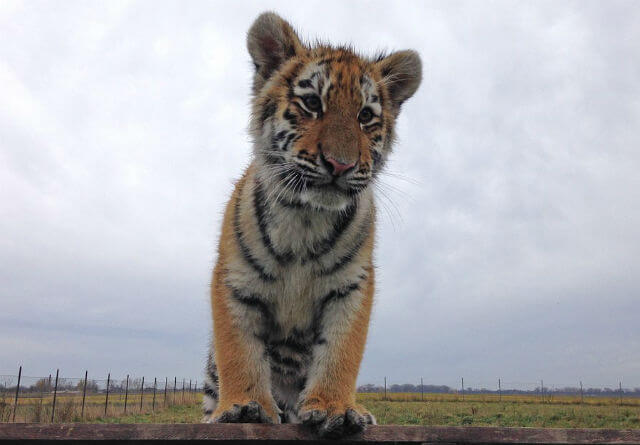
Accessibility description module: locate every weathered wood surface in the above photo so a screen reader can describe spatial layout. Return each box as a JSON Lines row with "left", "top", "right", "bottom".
{"left": 0, "top": 424, "right": 639, "bottom": 444}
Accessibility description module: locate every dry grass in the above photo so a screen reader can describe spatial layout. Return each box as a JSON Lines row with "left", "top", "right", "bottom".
{"left": 3, "top": 390, "right": 199, "bottom": 423}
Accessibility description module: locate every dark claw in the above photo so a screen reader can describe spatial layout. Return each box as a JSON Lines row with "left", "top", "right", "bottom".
{"left": 305, "top": 408, "right": 367, "bottom": 439}
{"left": 300, "top": 409, "right": 327, "bottom": 426}
{"left": 345, "top": 408, "right": 366, "bottom": 434}
{"left": 215, "top": 404, "right": 242, "bottom": 423}
{"left": 213, "top": 401, "right": 274, "bottom": 424}
{"left": 363, "top": 411, "right": 377, "bottom": 425}
{"left": 319, "top": 414, "right": 346, "bottom": 438}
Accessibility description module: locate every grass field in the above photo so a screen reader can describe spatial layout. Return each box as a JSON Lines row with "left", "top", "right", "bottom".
{"left": 4, "top": 392, "right": 638, "bottom": 429}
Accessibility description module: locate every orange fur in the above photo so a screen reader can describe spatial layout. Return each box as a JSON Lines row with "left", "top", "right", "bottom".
{"left": 300, "top": 254, "right": 376, "bottom": 419}
{"left": 210, "top": 172, "right": 279, "bottom": 421}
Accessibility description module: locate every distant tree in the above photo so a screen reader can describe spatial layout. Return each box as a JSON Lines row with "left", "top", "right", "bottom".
{"left": 75, "top": 379, "right": 99, "bottom": 392}
{"left": 29, "top": 378, "right": 49, "bottom": 392}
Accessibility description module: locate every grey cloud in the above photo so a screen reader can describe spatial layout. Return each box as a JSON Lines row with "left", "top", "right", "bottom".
{"left": 1, "top": 1, "right": 639, "bottom": 387}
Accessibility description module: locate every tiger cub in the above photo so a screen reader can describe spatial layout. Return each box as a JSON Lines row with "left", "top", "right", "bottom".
{"left": 203, "top": 12, "right": 421, "bottom": 438}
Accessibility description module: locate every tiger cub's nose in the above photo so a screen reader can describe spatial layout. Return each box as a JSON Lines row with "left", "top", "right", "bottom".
{"left": 321, "top": 154, "right": 356, "bottom": 176}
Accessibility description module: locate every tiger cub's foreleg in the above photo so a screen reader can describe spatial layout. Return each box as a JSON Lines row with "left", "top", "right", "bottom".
{"left": 208, "top": 269, "right": 280, "bottom": 424}
{"left": 298, "top": 269, "right": 377, "bottom": 437}
{"left": 201, "top": 347, "right": 219, "bottom": 422}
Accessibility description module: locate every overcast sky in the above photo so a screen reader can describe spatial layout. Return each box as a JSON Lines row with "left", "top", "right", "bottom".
{"left": 1, "top": 1, "right": 639, "bottom": 390}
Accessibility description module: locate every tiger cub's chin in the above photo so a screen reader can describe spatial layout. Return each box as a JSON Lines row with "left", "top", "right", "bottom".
{"left": 299, "top": 188, "right": 358, "bottom": 212}
{"left": 204, "top": 11, "right": 421, "bottom": 438}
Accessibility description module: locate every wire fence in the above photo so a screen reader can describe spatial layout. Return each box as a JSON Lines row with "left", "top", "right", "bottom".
{"left": 0, "top": 367, "right": 202, "bottom": 423}
{"left": 3, "top": 367, "right": 640, "bottom": 423}
{"left": 359, "top": 377, "right": 640, "bottom": 406}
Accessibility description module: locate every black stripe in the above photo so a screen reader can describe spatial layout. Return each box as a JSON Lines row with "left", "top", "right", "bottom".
{"left": 347, "top": 182, "right": 368, "bottom": 189}
{"left": 325, "top": 83, "right": 334, "bottom": 101}
{"left": 321, "top": 282, "right": 360, "bottom": 307}
{"left": 283, "top": 61, "right": 304, "bottom": 87}
{"left": 282, "top": 133, "right": 296, "bottom": 151}
{"left": 277, "top": 197, "right": 309, "bottom": 210}
{"left": 269, "top": 337, "right": 311, "bottom": 355}
{"left": 233, "top": 183, "right": 277, "bottom": 282}
{"left": 311, "top": 281, "right": 362, "bottom": 343}
{"left": 271, "top": 364, "right": 302, "bottom": 376}
{"left": 305, "top": 203, "right": 357, "bottom": 261}
{"left": 231, "top": 292, "right": 273, "bottom": 323}
{"left": 261, "top": 100, "right": 277, "bottom": 124}
{"left": 294, "top": 162, "right": 322, "bottom": 176}
{"left": 283, "top": 109, "right": 298, "bottom": 126}
{"left": 298, "top": 79, "right": 312, "bottom": 88}
{"left": 253, "top": 179, "right": 294, "bottom": 265}
{"left": 203, "top": 382, "right": 218, "bottom": 399}
{"left": 275, "top": 130, "right": 287, "bottom": 141}
{"left": 267, "top": 348, "right": 301, "bottom": 369}
{"left": 206, "top": 349, "right": 218, "bottom": 384}
{"left": 363, "top": 122, "right": 383, "bottom": 131}
{"left": 229, "top": 287, "right": 281, "bottom": 341}
{"left": 319, "top": 216, "right": 372, "bottom": 276}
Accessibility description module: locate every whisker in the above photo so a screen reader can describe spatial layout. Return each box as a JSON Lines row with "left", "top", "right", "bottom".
{"left": 379, "top": 169, "right": 421, "bottom": 186}
{"left": 372, "top": 180, "right": 404, "bottom": 229}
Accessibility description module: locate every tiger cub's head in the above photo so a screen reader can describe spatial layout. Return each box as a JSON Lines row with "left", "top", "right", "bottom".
{"left": 247, "top": 12, "right": 421, "bottom": 211}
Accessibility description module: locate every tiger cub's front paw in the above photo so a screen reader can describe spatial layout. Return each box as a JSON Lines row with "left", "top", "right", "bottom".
{"left": 210, "top": 401, "right": 278, "bottom": 424}
{"left": 299, "top": 400, "right": 375, "bottom": 438}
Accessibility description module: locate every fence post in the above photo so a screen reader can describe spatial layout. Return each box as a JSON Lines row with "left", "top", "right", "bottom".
{"left": 384, "top": 377, "right": 387, "bottom": 401}
{"left": 164, "top": 377, "right": 168, "bottom": 406}
{"left": 580, "top": 381, "right": 583, "bottom": 404}
{"left": 50, "top": 369, "right": 59, "bottom": 423}
{"left": 81, "top": 370, "right": 88, "bottom": 419}
{"left": 182, "top": 379, "right": 185, "bottom": 404}
{"left": 140, "top": 377, "right": 145, "bottom": 412}
{"left": 499, "top": 378, "right": 502, "bottom": 402}
{"left": 12, "top": 365, "right": 22, "bottom": 423}
{"left": 619, "top": 382, "right": 623, "bottom": 406}
{"left": 124, "top": 375, "right": 129, "bottom": 413}
{"left": 541, "top": 380, "right": 544, "bottom": 403}
{"left": 152, "top": 378, "right": 157, "bottom": 412}
{"left": 194, "top": 380, "right": 197, "bottom": 403}
{"left": 104, "top": 373, "right": 110, "bottom": 416}
{"left": 38, "top": 372, "right": 45, "bottom": 417}
{"left": 189, "top": 379, "right": 192, "bottom": 403}
{"left": 461, "top": 377, "right": 464, "bottom": 402}
{"left": 421, "top": 377, "right": 423, "bottom": 401}
{"left": 174, "top": 377, "right": 177, "bottom": 404}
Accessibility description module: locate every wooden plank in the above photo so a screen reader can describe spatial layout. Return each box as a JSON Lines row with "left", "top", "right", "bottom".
{"left": 0, "top": 424, "right": 639, "bottom": 444}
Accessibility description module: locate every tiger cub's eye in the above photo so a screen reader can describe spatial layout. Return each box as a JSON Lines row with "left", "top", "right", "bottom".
{"left": 303, "top": 95, "right": 322, "bottom": 112}
{"left": 358, "top": 107, "right": 374, "bottom": 124}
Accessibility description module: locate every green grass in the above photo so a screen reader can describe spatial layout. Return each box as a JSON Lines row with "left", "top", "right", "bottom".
{"left": 366, "top": 400, "right": 640, "bottom": 429}
{"left": 81, "top": 394, "right": 640, "bottom": 429}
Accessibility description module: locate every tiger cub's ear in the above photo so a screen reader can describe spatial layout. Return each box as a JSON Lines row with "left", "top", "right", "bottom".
{"left": 375, "top": 50, "right": 422, "bottom": 112}
{"left": 247, "top": 12, "right": 304, "bottom": 92}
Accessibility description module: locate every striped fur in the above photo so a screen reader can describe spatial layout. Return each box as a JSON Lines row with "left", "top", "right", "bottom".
{"left": 204, "top": 12, "right": 421, "bottom": 438}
